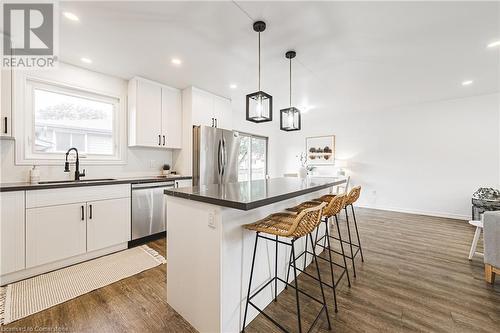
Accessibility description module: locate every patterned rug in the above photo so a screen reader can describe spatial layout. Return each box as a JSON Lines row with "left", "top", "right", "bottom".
{"left": 0, "top": 245, "right": 166, "bottom": 325}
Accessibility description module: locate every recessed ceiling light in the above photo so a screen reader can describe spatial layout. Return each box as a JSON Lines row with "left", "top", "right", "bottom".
{"left": 462, "top": 80, "right": 473, "bottom": 86}
{"left": 487, "top": 40, "right": 500, "bottom": 48}
{"left": 171, "top": 58, "right": 182, "bottom": 65}
{"left": 63, "top": 12, "right": 79, "bottom": 21}
{"left": 80, "top": 57, "right": 92, "bottom": 64}
{"left": 230, "top": 84, "right": 237, "bottom": 89}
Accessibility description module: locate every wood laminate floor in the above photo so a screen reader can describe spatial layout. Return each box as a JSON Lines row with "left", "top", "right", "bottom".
{"left": 3, "top": 208, "right": 499, "bottom": 332}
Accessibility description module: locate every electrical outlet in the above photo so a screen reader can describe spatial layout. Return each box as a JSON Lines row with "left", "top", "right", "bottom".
{"left": 208, "top": 212, "right": 216, "bottom": 229}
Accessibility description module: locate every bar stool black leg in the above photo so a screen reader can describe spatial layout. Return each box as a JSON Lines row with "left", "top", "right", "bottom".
{"left": 274, "top": 235, "right": 278, "bottom": 301}
{"left": 310, "top": 233, "right": 332, "bottom": 330}
{"left": 285, "top": 246, "right": 292, "bottom": 289}
{"left": 242, "top": 233, "right": 259, "bottom": 332}
{"left": 334, "top": 215, "right": 351, "bottom": 287}
{"left": 344, "top": 207, "right": 357, "bottom": 278}
{"left": 350, "top": 204, "right": 364, "bottom": 262}
{"left": 322, "top": 219, "right": 339, "bottom": 312}
{"left": 303, "top": 235, "right": 308, "bottom": 271}
{"left": 291, "top": 239, "right": 303, "bottom": 333}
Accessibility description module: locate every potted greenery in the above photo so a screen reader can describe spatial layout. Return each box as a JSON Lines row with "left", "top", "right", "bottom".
{"left": 162, "top": 164, "right": 171, "bottom": 176}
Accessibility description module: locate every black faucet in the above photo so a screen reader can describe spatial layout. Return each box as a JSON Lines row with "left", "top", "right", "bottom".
{"left": 64, "top": 148, "right": 86, "bottom": 181}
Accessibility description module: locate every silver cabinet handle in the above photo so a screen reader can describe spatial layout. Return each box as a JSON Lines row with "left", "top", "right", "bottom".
{"left": 81, "top": 205, "right": 85, "bottom": 221}
{"left": 163, "top": 135, "right": 166, "bottom": 146}
{"left": 89, "top": 204, "right": 93, "bottom": 219}
{"left": 3, "top": 117, "right": 7, "bottom": 134}
{"left": 215, "top": 118, "right": 218, "bottom": 128}
{"left": 158, "top": 135, "right": 161, "bottom": 145}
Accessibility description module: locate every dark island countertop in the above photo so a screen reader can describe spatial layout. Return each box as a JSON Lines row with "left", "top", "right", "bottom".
{"left": 164, "top": 177, "right": 346, "bottom": 210}
{"left": 0, "top": 175, "right": 192, "bottom": 192}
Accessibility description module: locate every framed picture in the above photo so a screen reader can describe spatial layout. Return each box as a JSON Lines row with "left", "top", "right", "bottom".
{"left": 306, "top": 135, "right": 335, "bottom": 165}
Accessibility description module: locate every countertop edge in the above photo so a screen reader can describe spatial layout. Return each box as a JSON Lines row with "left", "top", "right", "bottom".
{"left": 0, "top": 176, "right": 192, "bottom": 192}
{"left": 164, "top": 179, "right": 345, "bottom": 211}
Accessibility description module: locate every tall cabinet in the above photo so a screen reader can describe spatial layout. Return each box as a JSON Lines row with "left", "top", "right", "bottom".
{"left": 174, "top": 86, "right": 232, "bottom": 177}
{"left": 128, "top": 77, "right": 182, "bottom": 149}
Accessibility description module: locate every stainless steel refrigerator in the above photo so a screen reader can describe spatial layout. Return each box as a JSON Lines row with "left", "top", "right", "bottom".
{"left": 193, "top": 126, "right": 240, "bottom": 186}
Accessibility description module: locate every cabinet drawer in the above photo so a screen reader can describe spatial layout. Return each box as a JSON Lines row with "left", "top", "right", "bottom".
{"left": 26, "top": 184, "right": 131, "bottom": 208}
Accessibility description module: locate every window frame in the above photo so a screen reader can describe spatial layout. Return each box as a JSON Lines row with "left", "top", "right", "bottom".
{"left": 238, "top": 131, "right": 269, "bottom": 182}
{"left": 15, "top": 75, "right": 127, "bottom": 165}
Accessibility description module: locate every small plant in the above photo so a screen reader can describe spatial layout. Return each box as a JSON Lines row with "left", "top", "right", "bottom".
{"left": 297, "top": 152, "right": 307, "bottom": 168}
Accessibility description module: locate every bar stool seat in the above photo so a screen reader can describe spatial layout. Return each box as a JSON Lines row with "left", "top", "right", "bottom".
{"left": 241, "top": 202, "right": 332, "bottom": 333}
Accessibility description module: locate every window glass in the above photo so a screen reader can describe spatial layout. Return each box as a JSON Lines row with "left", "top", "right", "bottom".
{"left": 33, "top": 89, "right": 114, "bottom": 155}
{"left": 238, "top": 133, "right": 267, "bottom": 181}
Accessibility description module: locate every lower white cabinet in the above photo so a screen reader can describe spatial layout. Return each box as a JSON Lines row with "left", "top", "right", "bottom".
{"left": 87, "top": 198, "right": 131, "bottom": 252}
{"left": 26, "top": 203, "right": 87, "bottom": 268}
{"left": 0, "top": 191, "right": 25, "bottom": 275}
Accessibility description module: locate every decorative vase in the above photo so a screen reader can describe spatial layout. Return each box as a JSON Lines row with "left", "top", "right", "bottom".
{"left": 298, "top": 167, "right": 308, "bottom": 179}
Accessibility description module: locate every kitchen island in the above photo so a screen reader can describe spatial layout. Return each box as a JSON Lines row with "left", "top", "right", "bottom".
{"left": 165, "top": 177, "right": 346, "bottom": 333}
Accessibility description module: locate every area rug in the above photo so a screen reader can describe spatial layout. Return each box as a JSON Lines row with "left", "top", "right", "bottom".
{"left": 0, "top": 245, "right": 166, "bottom": 325}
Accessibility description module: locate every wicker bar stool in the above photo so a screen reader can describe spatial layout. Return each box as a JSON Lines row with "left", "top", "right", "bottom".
{"left": 328, "top": 186, "right": 364, "bottom": 278}
{"left": 285, "top": 193, "right": 351, "bottom": 313}
{"left": 241, "top": 202, "right": 331, "bottom": 333}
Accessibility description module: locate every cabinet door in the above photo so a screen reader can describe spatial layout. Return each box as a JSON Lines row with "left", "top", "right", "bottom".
{"left": 87, "top": 198, "right": 131, "bottom": 252}
{"left": 192, "top": 88, "right": 215, "bottom": 127}
{"left": 162, "top": 87, "right": 182, "bottom": 149}
{"left": 213, "top": 95, "right": 232, "bottom": 130}
{"left": 0, "top": 68, "right": 12, "bottom": 136}
{"left": 0, "top": 192, "right": 25, "bottom": 275}
{"left": 175, "top": 179, "right": 192, "bottom": 188}
{"left": 26, "top": 203, "right": 87, "bottom": 268}
{"left": 136, "top": 79, "right": 162, "bottom": 147}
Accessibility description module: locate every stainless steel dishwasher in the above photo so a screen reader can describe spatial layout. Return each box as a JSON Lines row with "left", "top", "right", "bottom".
{"left": 131, "top": 181, "right": 174, "bottom": 240}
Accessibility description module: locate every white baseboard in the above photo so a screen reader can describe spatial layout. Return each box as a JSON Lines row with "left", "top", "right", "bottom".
{"left": 356, "top": 203, "right": 470, "bottom": 221}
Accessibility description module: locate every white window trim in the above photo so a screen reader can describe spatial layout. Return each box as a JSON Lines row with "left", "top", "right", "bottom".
{"left": 14, "top": 73, "right": 127, "bottom": 165}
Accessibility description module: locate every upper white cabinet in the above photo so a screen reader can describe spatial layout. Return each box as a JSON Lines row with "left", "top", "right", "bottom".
{"left": 190, "top": 87, "right": 232, "bottom": 129}
{"left": 162, "top": 86, "right": 182, "bottom": 149}
{"left": 0, "top": 191, "right": 25, "bottom": 276}
{"left": 128, "top": 77, "right": 182, "bottom": 149}
{"left": 0, "top": 67, "right": 12, "bottom": 137}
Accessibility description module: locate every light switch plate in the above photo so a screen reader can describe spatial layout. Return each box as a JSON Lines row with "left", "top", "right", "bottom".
{"left": 208, "top": 212, "right": 216, "bottom": 229}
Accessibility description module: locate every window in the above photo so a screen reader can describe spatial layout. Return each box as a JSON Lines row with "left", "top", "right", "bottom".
{"left": 238, "top": 132, "right": 268, "bottom": 181}
{"left": 20, "top": 78, "right": 124, "bottom": 164}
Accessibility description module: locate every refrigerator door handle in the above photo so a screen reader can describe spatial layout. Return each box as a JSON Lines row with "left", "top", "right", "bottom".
{"left": 222, "top": 137, "right": 227, "bottom": 176}
{"left": 217, "top": 139, "right": 222, "bottom": 176}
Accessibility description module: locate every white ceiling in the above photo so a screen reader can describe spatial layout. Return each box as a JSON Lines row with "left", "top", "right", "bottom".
{"left": 59, "top": 1, "right": 500, "bottom": 116}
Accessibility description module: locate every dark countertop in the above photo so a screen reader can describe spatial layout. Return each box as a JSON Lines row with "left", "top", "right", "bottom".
{"left": 0, "top": 175, "right": 192, "bottom": 192}
{"left": 164, "top": 177, "right": 346, "bottom": 210}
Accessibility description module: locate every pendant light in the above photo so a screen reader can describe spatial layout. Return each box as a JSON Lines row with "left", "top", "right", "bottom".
{"left": 280, "top": 50, "right": 301, "bottom": 131}
{"left": 246, "top": 21, "right": 273, "bottom": 123}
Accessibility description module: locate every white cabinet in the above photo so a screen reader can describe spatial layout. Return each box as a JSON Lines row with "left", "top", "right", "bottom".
{"left": 26, "top": 203, "right": 87, "bottom": 268}
{"left": 162, "top": 86, "right": 182, "bottom": 149}
{"left": 0, "top": 192, "right": 25, "bottom": 275}
{"left": 25, "top": 185, "right": 131, "bottom": 268}
{"left": 0, "top": 67, "right": 12, "bottom": 137}
{"left": 87, "top": 198, "right": 131, "bottom": 252}
{"left": 128, "top": 77, "right": 182, "bottom": 149}
{"left": 191, "top": 87, "right": 232, "bottom": 129}
{"left": 0, "top": 33, "right": 12, "bottom": 137}
{"left": 174, "top": 179, "right": 192, "bottom": 188}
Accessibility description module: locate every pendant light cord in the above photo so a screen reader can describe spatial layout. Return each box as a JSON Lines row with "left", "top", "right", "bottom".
{"left": 289, "top": 57, "right": 292, "bottom": 106}
{"left": 258, "top": 31, "right": 261, "bottom": 91}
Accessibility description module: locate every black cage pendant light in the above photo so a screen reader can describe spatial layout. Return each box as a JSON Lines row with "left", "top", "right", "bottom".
{"left": 280, "top": 51, "right": 301, "bottom": 131}
{"left": 246, "top": 21, "right": 273, "bottom": 123}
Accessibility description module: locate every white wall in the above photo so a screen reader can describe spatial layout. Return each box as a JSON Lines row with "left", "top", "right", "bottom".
{"left": 232, "top": 93, "right": 500, "bottom": 220}
{"left": 0, "top": 63, "right": 173, "bottom": 183}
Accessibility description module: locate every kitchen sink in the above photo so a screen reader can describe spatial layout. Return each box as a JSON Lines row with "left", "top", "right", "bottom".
{"left": 38, "top": 178, "right": 116, "bottom": 185}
